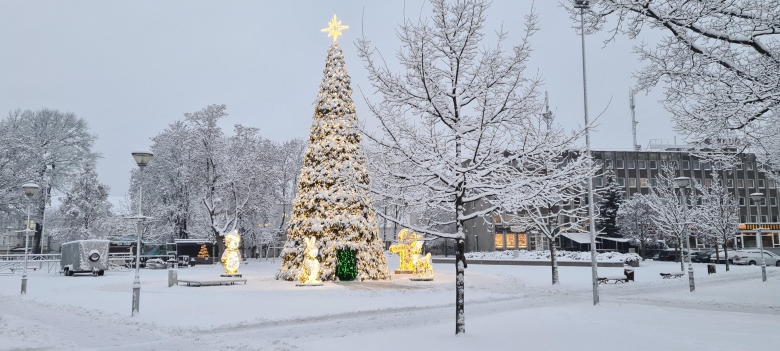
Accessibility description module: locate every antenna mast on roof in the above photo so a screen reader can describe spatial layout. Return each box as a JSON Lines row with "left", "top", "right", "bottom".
{"left": 543, "top": 91, "right": 553, "bottom": 128}
{"left": 630, "top": 90, "right": 640, "bottom": 150}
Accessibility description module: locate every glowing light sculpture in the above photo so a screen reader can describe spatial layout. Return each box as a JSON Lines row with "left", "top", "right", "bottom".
{"left": 220, "top": 230, "right": 242, "bottom": 277}
{"left": 277, "top": 16, "right": 390, "bottom": 282}
{"left": 296, "top": 236, "right": 323, "bottom": 286}
{"left": 389, "top": 229, "right": 424, "bottom": 274}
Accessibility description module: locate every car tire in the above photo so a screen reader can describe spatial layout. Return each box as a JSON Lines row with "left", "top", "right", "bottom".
{"left": 98, "top": 270, "right": 104, "bottom": 276}
{"left": 776, "top": 261, "right": 780, "bottom": 267}
{"left": 749, "top": 260, "right": 757, "bottom": 266}
{"left": 65, "top": 268, "right": 73, "bottom": 276}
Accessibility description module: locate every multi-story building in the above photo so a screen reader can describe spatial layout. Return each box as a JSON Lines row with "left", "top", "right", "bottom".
{"left": 464, "top": 144, "right": 780, "bottom": 253}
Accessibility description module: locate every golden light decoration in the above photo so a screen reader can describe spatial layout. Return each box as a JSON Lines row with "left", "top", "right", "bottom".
{"left": 221, "top": 230, "right": 242, "bottom": 275}
{"left": 321, "top": 14, "right": 348, "bottom": 43}
{"left": 389, "top": 229, "right": 424, "bottom": 274}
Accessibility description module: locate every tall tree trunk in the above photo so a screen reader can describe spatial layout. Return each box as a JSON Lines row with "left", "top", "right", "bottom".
{"left": 455, "top": 237, "right": 466, "bottom": 335}
{"left": 723, "top": 241, "right": 730, "bottom": 272}
{"left": 639, "top": 237, "right": 645, "bottom": 259}
{"left": 550, "top": 235, "right": 559, "bottom": 285}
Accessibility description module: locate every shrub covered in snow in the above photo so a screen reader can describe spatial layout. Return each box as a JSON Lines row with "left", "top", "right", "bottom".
{"left": 465, "top": 250, "right": 642, "bottom": 263}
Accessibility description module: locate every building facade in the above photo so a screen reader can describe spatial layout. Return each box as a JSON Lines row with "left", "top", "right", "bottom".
{"left": 463, "top": 147, "right": 780, "bottom": 253}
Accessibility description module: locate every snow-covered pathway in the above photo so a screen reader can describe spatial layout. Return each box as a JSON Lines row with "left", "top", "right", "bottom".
{"left": 2, "top": 257, "right": 778, "bottom": 350}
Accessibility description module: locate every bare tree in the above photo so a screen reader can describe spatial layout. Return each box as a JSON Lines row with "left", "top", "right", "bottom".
{"left": 695, "top": 172, "right": 739, "bottom": 271}
{"left": 357, "top": 0, "right": 593, "bottom": 334}
{"left": 648, "top": 164, "right": 700, "bottom": 271}
{"left": 616, "top": 194, "right": 657, "bottom": 258}
{"left": 569, "top": 0, "right": 780, "bottom": 169}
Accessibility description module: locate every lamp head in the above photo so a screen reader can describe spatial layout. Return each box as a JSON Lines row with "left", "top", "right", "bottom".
{"left": 22, "top": 183, "right": 39, "bottom": 197}
{"left": 131, "top": 151, "right": 153, "bottom": 167}
{"left": 750, "top": 192, "right": 764, "bottom": 202}
{"left": 574, "top": 0, "right": 590, "bottom": 9}
{"left": 673, "top": 177, "right": 691, "bottom": 189}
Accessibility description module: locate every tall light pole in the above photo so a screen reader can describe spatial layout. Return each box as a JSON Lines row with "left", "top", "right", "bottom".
{"left": 750, "top": 192, "right": 767, "bottom": 282}
{"left": 575, "top": 0, "right": 599, "bottom": 306}
{"left": 673, "top": 176, "right": 695, "bottom": 292}
{"left": 129, "top": 151, "right": 153, "bottom": 316}
{"left": 21, "top": 183, "right": 40, "bottom": 294}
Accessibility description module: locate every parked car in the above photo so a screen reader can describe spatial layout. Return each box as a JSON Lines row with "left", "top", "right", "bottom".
{"left": 691, "top": 250, "right": 716, "bottom": 263}
{"left": 709, "top": 251, "right": 735, "bottom": 264}
{"left": 144, "top": 258, "right": 167, "bottom": 269}
{"left": 657, "top": 249, "right": 695, "bottom": 262}
{"left": 730, "top": 250, "right": 780, "bottom": 266}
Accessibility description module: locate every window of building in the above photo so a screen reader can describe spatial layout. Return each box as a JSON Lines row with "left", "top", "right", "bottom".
{"left": 751, "top": 215, "right": 757, "bottom": 222}
{"left": 771, "top": 198, "right": 777, "bottom": 206}
{"left": 604, "top": 160, "right": 612, "bottom": 169}
{"left": 746, "top": 162, "right": 753, "bottom": 170}
{"left": 615, "top": 160, "right": 624, "bottom": 169}
{"left": 682, "top": 160, "right": 690, "bottom": 169}
{"left": 705, "top": 179, "right": 712, "bottom": 188}
{"left": 517, "top": 233, "right": 527, "bottom": 248}
{"left": 759, "top": 179, "right": 765, "bottom": 188}
{"left": 693, "top": 160, "right": 700, "bottom": 170}
{"left": 494, "top": 234, "right": 504, "bottom": 249}
{"left": 762, "top": 215, "right": 768, "bottom": 223}
{"left": 627, "top": 160, "right": 635, "bottom": 168}
{"left": 694, "top": 178, "right": 701, "bottom": 186}
{"left": 505, "top": 233, "right": 516, "bottom": 249}
{"left": 736, "top": 163, "right": 743, "bottom": 170}
{"left": 703, "top": 162, "right": 711, "bottom": 170}
{"left": 737, "top": 179, "right": 744, "bottom": 188}
{"left": 594, "top": 177, "right": 603, "bottom": 187}
{"left": 727, "top": 179, "right": 734, "bottom": 188}
{"left": 617, "top": 178, "right": 625, "bottom": 186}
{"left": 770, "top": 179, "right": 777, "bottom": 188}
{"left": 773, "top": 215, "right": 778, "bottom": 223}
{"left": 649, "top": 160, "right": 657, "bottom": 169}
{"left": 739, "top": 197, "right": 745, "bottom": 206}
{"left": 638, "top": 160, "right": 646, "bottom": 168}
{"left": 640, "top": 178, "right": 649, "bottom": 187}
{"left": 629, "top": 178, "right": 637, "bottom": 187}
{"left": 650, "top": 179, "right": 658, "bottom": 187}
{"left": 748, "top": 179, "right": 755, "bottom": 188}
{"left": 741, "top": 215, "right": 747, "bottom": 223}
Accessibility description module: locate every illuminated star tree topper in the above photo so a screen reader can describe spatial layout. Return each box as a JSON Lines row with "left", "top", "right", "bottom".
{"left": 321, "top": 14, "right": 348, "bottom": 43}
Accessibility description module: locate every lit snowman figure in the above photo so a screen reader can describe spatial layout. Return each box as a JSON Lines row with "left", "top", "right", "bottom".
{"left": 220, "top": 230, "right": 242, "bottom": 276}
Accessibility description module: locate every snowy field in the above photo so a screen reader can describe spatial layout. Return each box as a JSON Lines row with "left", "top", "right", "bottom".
{"left": 1, "top": 254, "right": 779, "bottom": 351}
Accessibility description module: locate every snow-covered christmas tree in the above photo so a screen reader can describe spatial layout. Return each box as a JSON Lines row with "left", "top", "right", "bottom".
{"left": 276, "top": 15, "right": 389, "bottom": 282}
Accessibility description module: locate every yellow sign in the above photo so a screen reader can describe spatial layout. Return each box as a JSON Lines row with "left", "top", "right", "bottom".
{"left": 321, "top": 14, "right": 348, "bottom": 43}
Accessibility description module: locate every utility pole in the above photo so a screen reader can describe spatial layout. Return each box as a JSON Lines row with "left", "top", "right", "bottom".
{"left": 543, "top": 91, "right": 553, "bottom": 128}
{"left": 629, "top": 90, "right": 639, "bottom": 151}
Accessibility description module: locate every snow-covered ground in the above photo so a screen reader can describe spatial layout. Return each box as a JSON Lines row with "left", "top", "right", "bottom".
{"left": 1, "top": 254, "right": 778, "bottom": 351}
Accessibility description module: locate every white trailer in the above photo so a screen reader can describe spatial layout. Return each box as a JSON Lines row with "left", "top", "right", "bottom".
{"left": 60, "top": 240, "right": 109, "bottom": 276}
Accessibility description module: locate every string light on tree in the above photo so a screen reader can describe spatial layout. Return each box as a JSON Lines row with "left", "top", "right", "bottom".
{"left": 277, "top": 15, "right": 389, "bottom": 282}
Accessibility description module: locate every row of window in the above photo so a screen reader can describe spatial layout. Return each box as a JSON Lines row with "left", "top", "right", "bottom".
{"left": 595, "top": 177, "right": 777, "bottom": 189}
{"left": 604, "top": 159, "right": 760, "bottom": 171}
{"left": 742, "top": 215, "right": 778, "bottom": 223}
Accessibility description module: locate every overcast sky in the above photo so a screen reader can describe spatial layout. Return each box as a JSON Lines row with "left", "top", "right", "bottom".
{"left": 0, "top": 0, "right": 675, "bottom": 204}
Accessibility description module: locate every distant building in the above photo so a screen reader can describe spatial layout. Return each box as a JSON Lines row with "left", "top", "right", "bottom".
{"left": 463, "top": 144, "right": 780, "bottom": 253}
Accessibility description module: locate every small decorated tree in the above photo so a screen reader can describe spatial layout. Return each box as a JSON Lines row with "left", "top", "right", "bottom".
{"left": 197, "top": 244, "right": 209, "bottom": 258}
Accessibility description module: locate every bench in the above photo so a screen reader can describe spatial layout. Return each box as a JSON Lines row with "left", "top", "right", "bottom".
{"left": 598, "top": 269, "right": 635, "bottom": 284}
{"left": 177, "top": 278, "right": 247, "bottom": 287}
{"left": 660, "top": 272, "right": 684, "bottom": 279}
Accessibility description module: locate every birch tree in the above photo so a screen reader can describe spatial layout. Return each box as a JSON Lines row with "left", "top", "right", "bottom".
{"left": 696, "top": 172, "right": 739, "bottom": 271}
{"left": 616, "top": 194, "right": 657, "bottom": 258}
{"left": 357, "top": 0, "right": 595, "bottom": 334}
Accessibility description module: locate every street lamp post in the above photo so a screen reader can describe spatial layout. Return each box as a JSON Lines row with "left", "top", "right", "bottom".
{"left": 750, "top": 192, "right": 767, "bottom": 282}
{"left": 574, "top": 0, "right": 600, "bottom": 305}
{"left": 673, "top": 177, "right": 695, "bottom": 292}
{"left": 21, "top": 183, "right": 40, "bottom": 294}
{"left": 129, "top": 151, "right": 153, "bottom": 316}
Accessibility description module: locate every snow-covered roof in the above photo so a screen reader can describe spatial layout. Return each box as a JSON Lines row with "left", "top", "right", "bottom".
{"left": 597, "top": 236, "right": 632, "bottom": 243}
{"left": 561, "top": 233, "right": 598, "bottom": 244}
